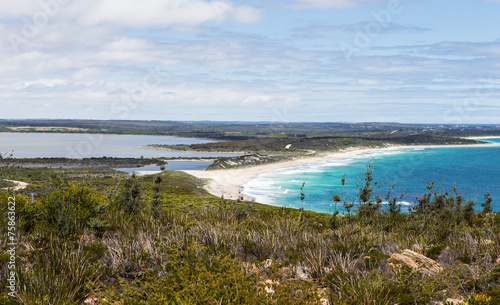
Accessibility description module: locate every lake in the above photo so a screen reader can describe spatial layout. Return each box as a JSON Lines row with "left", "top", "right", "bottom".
{"left": 0, "top": 132, "right": 236, "bottom": 158}
{"left": 117, "top": 160, "right": 214, "bottom": 175}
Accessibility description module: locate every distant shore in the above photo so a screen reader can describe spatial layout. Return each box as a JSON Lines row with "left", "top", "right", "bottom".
{"left": 466, "top": 136, "right": 500, "bottom": 139}
{"left": 182, "top": 141, "right": 500, "bottom": 202}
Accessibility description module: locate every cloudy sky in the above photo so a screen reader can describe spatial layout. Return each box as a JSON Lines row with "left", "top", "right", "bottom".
{"left": 0, "top": 0, "right": 499, "bottom": 124}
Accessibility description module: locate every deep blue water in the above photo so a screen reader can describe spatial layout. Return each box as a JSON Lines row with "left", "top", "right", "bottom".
{"left": 243, "top": 138, "right": 500, "bottom": 213}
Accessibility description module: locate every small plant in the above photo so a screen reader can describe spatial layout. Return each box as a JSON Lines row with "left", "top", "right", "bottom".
{"left": 357, "top": 163, "right": 381, "bottom": 218}
{"left": 299, "top": 182, "right": 305, "bottom": 210}
{"left": 118, "top": 174, "right": 143, "bottom": 216}
{"left": 16, "top": 238, "right": 102, "bottom": 304}
{"left": 151, "top": 175, "right": 163, "bottom": 218}
{"left": 332, "top": 194, "right": 341, "bottom": 214}
{"left": 482, "top": 193, "right": 493, "bottom": 214}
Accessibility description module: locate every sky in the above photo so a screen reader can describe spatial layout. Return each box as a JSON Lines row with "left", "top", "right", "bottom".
{"left": 0, "top": 0, "right": 499, "bottom": 124}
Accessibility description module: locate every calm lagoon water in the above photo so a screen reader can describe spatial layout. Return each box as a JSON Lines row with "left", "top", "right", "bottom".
{"left": 117, "top": 160, "right": 214, "bottom": 175}
{"left": 0, "top": 133, "right": 236, "bottom": 158}
{"left": 243, "top": 138, "right": 500, "bottom": 213}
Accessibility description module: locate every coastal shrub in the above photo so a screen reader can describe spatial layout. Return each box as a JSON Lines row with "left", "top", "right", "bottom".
{"left": 329, "top": 214, "right": 340, "bottom": 230}
{"left": 0, "top": 180, "right": 15, "bottom": 188}
{"left": 38, "top": 183, "right": 107, "bottom": 237}
{"left": 84, "top": 242, "right": 108, "bottom": 263}
{"left": 0, "top": 192, "right": 36, "bottom": 233}
{"left": 15, "top": 238, "right": 102, "bottom": 305}
{"left": 485, "top": 288, "right": 500, "bottom": 304}
{"left": 327, "top": 269, "right": 398, "bottom": 305}
{"left": 151, "top": 176, "right": 163, "bottom": 218}
{"left": 467, "top": 293, "right": 494, "bottom": 305}
{"left": 118, "top": 174, "right": 144, "bottom": 216}
{"left": 102, "top": 242, "right": 320, "bottom": 305}
{"left": 101, "top": 243, "right": 261, "bottom": 305}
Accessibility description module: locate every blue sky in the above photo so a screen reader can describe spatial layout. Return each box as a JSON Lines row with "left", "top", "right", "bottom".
{"left": 0, "top": 0, "right": 499, "bottom": 124}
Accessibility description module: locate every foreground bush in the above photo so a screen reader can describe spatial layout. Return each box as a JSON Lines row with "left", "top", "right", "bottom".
{"left": 102, "top": 243, "right": 319, "bottom": 305}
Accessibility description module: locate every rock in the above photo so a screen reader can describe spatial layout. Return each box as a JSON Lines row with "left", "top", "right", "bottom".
{"left": 264, "top": 286, "right": 274, "bottom": 294}
{"left": 263, "top": 259, "right": 274, "bottom": 268}
{"left": 83, "top": 297, "right": 99, "bottom": 305}
{"left": 388, "top": 249, "right": 443, "bottom": 276}
{"left": 295, "top": 265, "right": 311, "bottom": 280}
{"left": 317, "top": 288, "right": 329, "bottom": 305}
{"left": 430, "top": 299, "right": 459, "bottom": 305}
{"left": 258, "top": 279, "right": 278, "bottom": 294}
{"left": 411, "top": 244, "right": 422, "bottom": 252}
{"left": 241, "top": 262, "right": 260, "bottom": 274}
{"left": 79, "top": 232, "right": 96, "bottom": 247}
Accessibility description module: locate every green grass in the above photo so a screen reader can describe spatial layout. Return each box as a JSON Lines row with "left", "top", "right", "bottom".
{"left": 0, "top": 180, "right": 15, "bottom": 188}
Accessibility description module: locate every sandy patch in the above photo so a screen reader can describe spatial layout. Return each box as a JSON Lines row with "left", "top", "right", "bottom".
{"left": 8, "top": 126, "right": 87, "bottom": 132}
{"left": 465, "top": 136, "right": 500, "bottom": 140}
{"left": 2, "top": 179, "right": 29, "bottom": 191}
{"left": 135, "top": 170, "right": 162, "bottom": 176}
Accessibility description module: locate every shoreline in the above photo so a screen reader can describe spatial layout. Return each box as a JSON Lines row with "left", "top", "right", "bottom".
{"left": 466, "top": 136, "right": 500, "bottom": 140}
{"left": 182, "top": 141, "right": 500, "bottom": 202}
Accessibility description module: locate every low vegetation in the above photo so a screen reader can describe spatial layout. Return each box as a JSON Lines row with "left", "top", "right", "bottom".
{"left": 0, "top": 157, "right": 167, "bottom": 170}
{"left": 151, "top": 134, "right": 482, "bottom": 154}
{"left": 1, "top": 164, "right": 499, "bottom": 305}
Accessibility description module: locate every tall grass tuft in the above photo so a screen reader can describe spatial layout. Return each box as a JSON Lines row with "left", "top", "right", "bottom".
{"left": 15, "top": 238, "right": 101, "bottom": 305}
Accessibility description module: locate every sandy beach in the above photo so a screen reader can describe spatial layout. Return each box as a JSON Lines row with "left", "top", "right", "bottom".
{"left": 182, "top": 141, "right": 500, "bottom": 201}
{"left": 465, "top": 136, "right": 500, "bottom": 139}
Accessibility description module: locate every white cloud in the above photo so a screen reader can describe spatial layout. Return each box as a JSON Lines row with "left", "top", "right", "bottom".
{"left": 230, "top": 5, "right": 263, "bottom": 23}
{"left": 0, "top": 0, "right": 262, "bottom": 27}
{"left": 1, "top": 0, "right": 499, "bottom": 123}
{"left": 0, "top": 0, "right": 41, "bottom": 17}
{"left": 72, "top": 67, "right": 105, "bottom": 81}
{"left": 80, "top": 0, "right": 216, "bottom": 26}
{"left": 73, "top": 0, "right": 262, "bottom": 27}
{"left": 290, "top": 0, "right": 358, "bottom": 9}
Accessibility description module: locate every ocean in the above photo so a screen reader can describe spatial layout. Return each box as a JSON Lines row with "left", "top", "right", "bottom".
{"left": 243, "top": 138, "right": 500, "bottom": 214}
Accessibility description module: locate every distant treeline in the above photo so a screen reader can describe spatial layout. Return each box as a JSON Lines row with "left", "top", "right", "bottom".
{"left": 1, "top": 119, "right": 499, "bottom": 139}
{"left": 0, "top": 157, "right": 166, "bottom": 169}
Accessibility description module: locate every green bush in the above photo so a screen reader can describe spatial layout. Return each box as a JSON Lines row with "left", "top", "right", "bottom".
{"left": 38, "top": 184, "right": 107, "bottom": 237}
{"left": 102, "top": 243, "right": 260, "bottom": 305}
{"left": 118, "top": 175, "right": 144, "bottom": 216}
{"left": 102, "top": 243, "right": 319, "bottom": 305}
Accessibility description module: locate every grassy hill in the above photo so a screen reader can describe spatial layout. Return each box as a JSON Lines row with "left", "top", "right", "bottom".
{"left": 1, "top": 165, "right": 500, "bottom": 304}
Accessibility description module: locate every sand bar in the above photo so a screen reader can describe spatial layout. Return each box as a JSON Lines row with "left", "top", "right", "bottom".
{"left": 182, "top": 141, "right": 500, "bottom": 201}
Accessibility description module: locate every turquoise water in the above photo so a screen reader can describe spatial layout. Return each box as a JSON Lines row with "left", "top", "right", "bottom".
{"left": 0, "top": 133, "right": 236, "bottom": 158}
{"left": 243, "top": 139, "right": 500, "bottom": 213}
